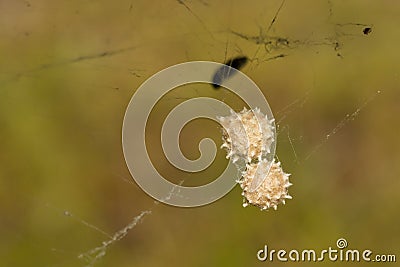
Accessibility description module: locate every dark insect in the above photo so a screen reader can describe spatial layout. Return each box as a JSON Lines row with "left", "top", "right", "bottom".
{"left": 212, "top": 56, "right": 249, "bottom": 88}
{"left": 363, "top": 27, "right": 372, "bottom": 35}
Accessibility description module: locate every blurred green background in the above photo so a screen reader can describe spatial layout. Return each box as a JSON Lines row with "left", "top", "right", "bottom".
{"left": 1, "top": 0, "right": 399, "bottom": 266}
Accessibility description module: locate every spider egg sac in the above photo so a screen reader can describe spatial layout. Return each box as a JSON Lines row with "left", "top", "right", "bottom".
{"left": 217, "top": 107, "right": 293, "bottom": 211}
{"left": 240, "top": 159, "right": 292, "bottom": 210}
{"left": 217, "top": 107, "right": 275, "bottom": 163}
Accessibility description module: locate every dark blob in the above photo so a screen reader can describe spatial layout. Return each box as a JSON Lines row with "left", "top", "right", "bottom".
{"left": 212, "top": 56, "right": 249, "bottom": 88}
{"left": 226, "top": 56, "right": 248, "bottom": 70}
{"left": 363, "top": 27, "right": 372, "bottom": 35}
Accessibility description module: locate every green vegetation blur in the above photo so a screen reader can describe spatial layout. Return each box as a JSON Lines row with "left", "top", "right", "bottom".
{"left": 0, "top": 0, "right": 399, "bottom": 266}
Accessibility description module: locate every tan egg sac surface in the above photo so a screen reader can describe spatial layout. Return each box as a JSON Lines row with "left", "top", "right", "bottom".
{"left": 218, "top": 107, "right": 275, "bottom": 163}
{"left": 218, "top": 107, "right": 292, "bottom": 210}
{"left": 240, "top": 160, "right": 292, "bottom": 210}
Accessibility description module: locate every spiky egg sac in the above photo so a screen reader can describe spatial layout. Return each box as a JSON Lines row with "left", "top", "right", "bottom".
{"left": 240, "top": 160, "right": 292, "bottom": 210}
{"left": 217, "top": 107, "right": 275, "bottom": 163}
{"left": 217, "top": 107, "right": 292, "bottom": 211}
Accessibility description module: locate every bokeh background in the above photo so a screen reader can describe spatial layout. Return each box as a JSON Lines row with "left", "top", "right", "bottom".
{"left": 1, "top": 0, "right": 399, "bottom": 266}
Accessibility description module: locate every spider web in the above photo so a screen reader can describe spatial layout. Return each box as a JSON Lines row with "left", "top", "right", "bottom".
{"left": 1, "top": 1, "right": 391, "bottom": 266}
